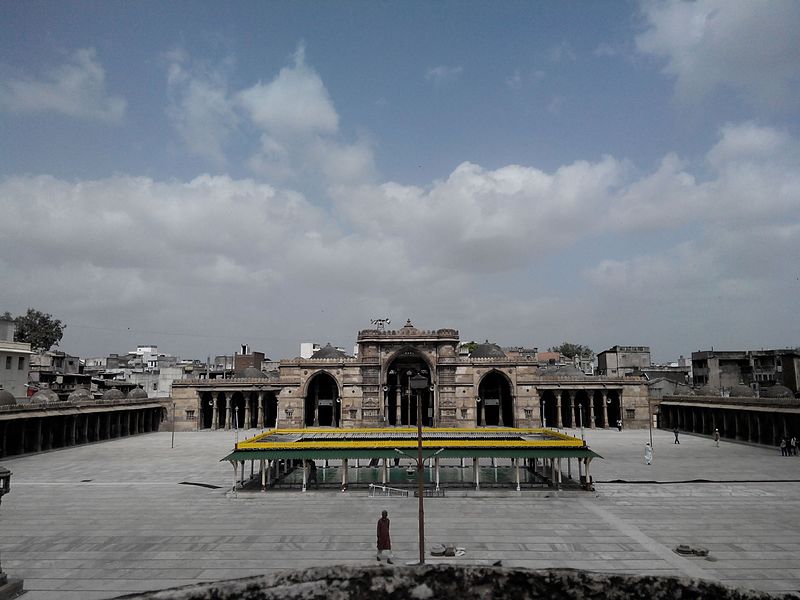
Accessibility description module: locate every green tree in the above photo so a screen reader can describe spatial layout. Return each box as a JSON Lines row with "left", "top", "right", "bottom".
{"left": 548, "top": 342, "right": 594, "bottom": 360}
{"left": 12, "top": 308, "right": 66, "bottom": 353}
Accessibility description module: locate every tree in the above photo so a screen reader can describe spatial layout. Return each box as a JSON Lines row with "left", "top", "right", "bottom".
{"left": 548, "top": 342, "right": 594, "bottom": 360}
{"left": 12, "top": 308, "right": 66, "bottom": 353}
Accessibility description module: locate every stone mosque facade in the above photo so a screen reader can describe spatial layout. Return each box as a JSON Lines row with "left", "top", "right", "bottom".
{"left": 171, "top": 321, "right": 649, "bottom": 433}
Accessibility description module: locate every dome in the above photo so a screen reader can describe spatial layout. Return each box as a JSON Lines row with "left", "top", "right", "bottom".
{"left": 127, "top": 387, "right": 148, "bottom": 399}
{"left": 103, "top": 388, "right": 125, "bottom": 401}
{"left": 554, "top": 364, "right": 586, "bottom": 378}
{"left": 471, "top": 340, "right": 506, "bottom": 359}
{"left": 241, "top": 366, "right": 268, "bottom": 379}
{"left": 761, "top": 385, "right": 793, "bottom": 398}
{"left": 311, "top": 343, "right": 348, "bottom": 359}
{"left": 729, "top": 384, "right": 755, "bottom": 398}
{"left": 31, "top": 389, "right": 59, "bottom": 403}
{"left": 67, "top": 388, "right": 94, "bottom": 403}
{"left": 0, "top": 390, "right": 16, "bottom": 406}
{"left": 696, "top": 385, "right": 717, "bottom": 397}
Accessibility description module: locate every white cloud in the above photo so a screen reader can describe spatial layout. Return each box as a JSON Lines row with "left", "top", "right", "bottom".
{"left": 165, "top": 50, "right": 239, "bottom": 165}
{"left": 548, "top": 41, "right": 577, "bottom": 63}
{"left": 636, "top": 0, "right": 800, "bottom": 108}
{"left": 237, "top": 44, "right": 338, "bottom": 137}
{"left": 425, "top": 65, "right": 463, "bottom": 85}
{"left": 0, "top": 48, "right": 126, "bottom": 122}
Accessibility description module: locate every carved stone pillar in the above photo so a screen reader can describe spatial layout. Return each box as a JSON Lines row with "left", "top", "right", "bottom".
{"left": 601, "top": 390, "right": 609, "bottom": 429}
{"left": 394, "top": 388, "right": 401, "bottom": 425}
{"left": 224, "top": 393, "right": 231, "bottom": 430}
{"left": 566, "top": 391, "right": 574, "bottom": 428}
{"left": 244, "top": 394, "right": 251, "bottom": 429}
{"left": 555, "top": 393, "right": 562, "bottom": 428}
{"left": 212, "top": 397, "right": 219, "bottom": 430}
{"left": 589, "top": 395, "right": 596, "bottom": 429}
{"left": 257, "top": 392, "right": 265, "bottom": 428}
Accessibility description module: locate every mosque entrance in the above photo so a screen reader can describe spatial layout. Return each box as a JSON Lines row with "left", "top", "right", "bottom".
{"left": 385, "top": 356, "right": 434, "bottom": 426}
{"left": 305, "top": 372, "right": 340, "bottom": 427}
{"left": 478, "top": 371, "right": 514, "bottom": 426}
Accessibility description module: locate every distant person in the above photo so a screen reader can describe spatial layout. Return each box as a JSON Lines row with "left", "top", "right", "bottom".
{"left": 673, "top": 428, "right": 680, "bottom": 444}
{"left": 376, "top": 510, "right": 393, "bottom": 564}
{"left": 780, "top": 437, "right": 788, "bottom": 456}
{"left": 713, "top": 429, "right": 720, "bottom": 448}
{"left": 616, "top": 419, "right": 622, "bottom": 431}
{"left": 791, "top": 437, "right": 797, "bottom": 456}
{"left": 644, "top": 442, "right": 653, "bottom": 465}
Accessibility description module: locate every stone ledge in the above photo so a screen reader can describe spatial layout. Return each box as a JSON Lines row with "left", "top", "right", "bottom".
{"left": 112, "top": 564, "right": 793, "bottom": 600}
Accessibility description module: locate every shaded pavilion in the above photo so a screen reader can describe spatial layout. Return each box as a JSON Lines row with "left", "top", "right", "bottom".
{"left": 222, "top": 427, "right": 601, "bottom": 492}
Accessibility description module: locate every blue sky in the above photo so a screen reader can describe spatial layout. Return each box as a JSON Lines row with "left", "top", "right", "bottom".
{"left": 1, "top": 1, "right": 799, "bottom": 362}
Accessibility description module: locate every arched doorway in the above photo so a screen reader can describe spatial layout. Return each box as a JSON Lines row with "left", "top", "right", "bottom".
{"left": 231, "top": 392, "right": 246, "bottom": 428}
{"left": 305, "top": 372, "right": 341, "bottom": 427}
{"left": 216, "top": 392, "right": 227, "bottom": 429}
{"left": 539, "top": 390, "right": 558, "bottom": 428}
{"left": 477, "top": 370, "right": 514, "bottom": 427}
{"left": 606, "top": 390, "right": 621, "bottom": 428}
{"left": 574, "top": 390, "right": 591, "bottom": 429}
{"left": 384, "top": 353, "right": 434, "bottom": 426}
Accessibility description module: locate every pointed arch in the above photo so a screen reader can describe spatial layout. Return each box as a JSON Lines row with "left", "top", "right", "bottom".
{"left": 477, "top": 369, "right": 514, "bottom": 427}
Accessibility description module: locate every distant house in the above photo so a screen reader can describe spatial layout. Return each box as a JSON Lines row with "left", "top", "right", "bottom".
{"left": 0, "top": 316, "right": 33, "bottom": 400}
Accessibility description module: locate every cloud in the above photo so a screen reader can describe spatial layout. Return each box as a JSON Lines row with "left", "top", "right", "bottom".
{"left": 165, "top": 50, "right": 239, "bottom": 165}
{"left": 237, "top": 44, "right": 338, "bottom": 137}
{"left": 0, "top": 122, "right": 800, "bottom": 356}
{"left": 636, "top": 0, "right": 800, "bottom": 108}
{"left": 0, "top": 48, "right": 126, "bottom": 122}
{"left": 548, "top": 41, "right": 577, "bottom": 63}
{"left": 425, "top": 65, "right": 463, "bottom": 85}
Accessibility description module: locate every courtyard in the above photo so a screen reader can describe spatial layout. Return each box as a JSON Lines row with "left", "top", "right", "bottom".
{"left": 2, "top": 426, "right": 800, "bottom": 598}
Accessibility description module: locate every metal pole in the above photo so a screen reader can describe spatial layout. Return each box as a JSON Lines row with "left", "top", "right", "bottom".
{"left": 579, "top": 405, "right": 585, "bottom": 441}
{"left": 648, "top": 395, "right": 654, "bottom": 449}
{"left": 171, "top": 401, "right": 176, "bottom": 449}
{"left": 415, "top": 380, "right": 426, "bottom": 564}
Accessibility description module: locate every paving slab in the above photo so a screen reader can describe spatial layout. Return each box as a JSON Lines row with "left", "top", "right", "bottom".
{"left": 1, "top": 427, "right": 800, "bottom": 598}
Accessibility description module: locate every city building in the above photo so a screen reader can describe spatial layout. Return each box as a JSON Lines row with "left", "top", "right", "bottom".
{"left": 691, "top": 349, "right": 800, "bottom": 395}
{"left": 597, "top": 346, "right": 651, "bottom": 377}
{"left": 0, "top": 316, "right": 32, "bottom": 400}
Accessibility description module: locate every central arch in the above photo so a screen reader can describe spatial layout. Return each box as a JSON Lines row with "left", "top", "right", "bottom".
{"left": 477, "top": 370, "right": 514, "bottom": 427}
{"left": 384, "top": 348, "right": 434, "bottom": 426}
{"left": 304, "top": 372, "right": 341, "bottom": 427}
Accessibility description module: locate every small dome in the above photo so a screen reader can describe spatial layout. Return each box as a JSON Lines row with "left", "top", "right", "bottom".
{"left": 103, "top": 388, "right": 125, "bottom": 401}
{"left": 127, "top": 387, "right": 148, "bottom": 399}
{"left": 696, "top": 385, "right": 717, "bottom": 396}
{"left": 31, "top": 389, "right": 59, "bottom": 403}
{"left": 471, "top": 340, "right": 506, "bottom": 359}
{"left": 554, "top": 364, "right": 586, "bottom": 377}
{"left": 761, "top": 385, "right": 793, "bottom": 398}
{"left": 67, "top": 388, "right": 94, "bottom": 403}
{"left": 0, "top": 390, "right": 16, "bottom": 406}
{"left": 729, "top": 384, "right": 755, "bottom": 398}
{"left": 311, "top": 343, "right": 348, "bottom": 359}
{"left": 241, "top": 366, "right": 268, "bottom": 379}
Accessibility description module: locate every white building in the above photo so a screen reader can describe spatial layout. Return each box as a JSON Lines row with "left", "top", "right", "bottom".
{"left": 0, "top": 316, "right": 33, "bottom": 399}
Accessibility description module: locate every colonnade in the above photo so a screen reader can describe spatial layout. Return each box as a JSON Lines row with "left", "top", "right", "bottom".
{"left": 661, "top": 403, "right": 800, "bottom": 447}
{"left": 540, "top": 388, "right": 622, "bottom": 430}
{"left": 200, "top": 390, "right": 278, "bottom": 431}
{"left": 0, "top": 407, "right": 163, "bottom": 458}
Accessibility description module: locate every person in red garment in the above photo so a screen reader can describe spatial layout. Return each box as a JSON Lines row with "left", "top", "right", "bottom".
{"left": 376, "top": 510, "right": 393, "bottom": 564}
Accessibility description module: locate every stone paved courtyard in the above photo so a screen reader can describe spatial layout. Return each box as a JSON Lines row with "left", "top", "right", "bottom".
{"left": 2, "top": 426, "right": 800, "bottom": 599}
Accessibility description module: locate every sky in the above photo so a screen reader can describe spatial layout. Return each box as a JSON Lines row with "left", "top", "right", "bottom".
{"left": 1, "top": 1, "right": 799, "bottom": 364}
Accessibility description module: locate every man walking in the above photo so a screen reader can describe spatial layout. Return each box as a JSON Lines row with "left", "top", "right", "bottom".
{"left": 644, "top": 442, "right": 653, "bottom": 465}
{"left": 673, "top": 428, "right": 680, "bottom": 444}
{"left": 377, "top": 510, "right": 393, "bottom": 564}
{"left": 713, "top": 429, "right": 720, "bottom": 447}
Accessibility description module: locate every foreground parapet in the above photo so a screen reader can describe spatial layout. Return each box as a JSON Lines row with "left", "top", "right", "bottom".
{"left": 114, "top": 564, "right": 794, "bottom": 600}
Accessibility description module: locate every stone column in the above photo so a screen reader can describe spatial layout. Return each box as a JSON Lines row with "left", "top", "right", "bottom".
{"left": 257, "top": 392, "right": 265, "bottom": 428}
{"left": 394, "top": 388, "right": 401, "bottom": 425}
{"left": 382, "top": 458, "right": 388, "bottom": 485}
{"left": 341, "top": 459, "right": 349, "bottom": 489}
{"left": 473, "top": 457, "right": 480, "bottom": 491}
{"left": 435, "top": 457, "right": 440, "bottom": 491}
{"left": 515, "top": 459, "right": 521, "bottom": 492}
{"left": 34, "top": 420, "right": 42, "bottom": 452}
{"left": 601, "top": 391, "right": 609, "bottom": 429}
{"left": 211, "top": 397, "right": 218, "bottom": 430}
{"left": 589, "top": 395, "right": 596, "bottom": 429}
{"left": 70, "top": 416, "right": 77, "bottom": 445}
{"left": 570, "top": 392, "right": 578, "bottom": 427}
{"left": 556, "top": 393, "right": 562, "bottom": 428}
{"left": 477, "top": 398, "right": 483, "bottom": 426}
{"left": 244, "top": 394, "right": 251, "bottom": 429}
{"left": 224, "top": 393, "right": 231, "bottom": 430}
